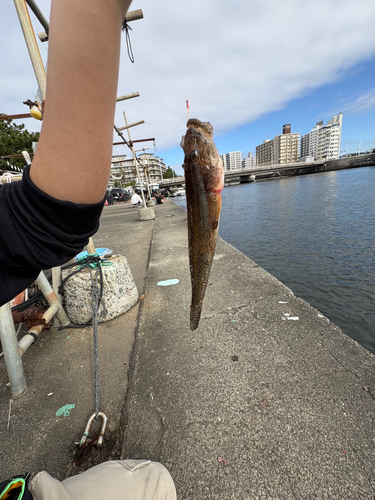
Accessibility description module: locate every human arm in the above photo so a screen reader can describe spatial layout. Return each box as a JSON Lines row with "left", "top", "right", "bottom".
{"left": 0, "top": 0, "right": 133, "bottom": 305}
{"left": 30, "top": 0, "right": 132, "bottom": 204}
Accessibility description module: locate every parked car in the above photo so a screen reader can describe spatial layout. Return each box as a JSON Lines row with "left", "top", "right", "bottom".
{"left": 110, "top": 188, "right": 131, "bottom": 202}
{"left": 134, "top": 187, "right": 148, "bottom": 196}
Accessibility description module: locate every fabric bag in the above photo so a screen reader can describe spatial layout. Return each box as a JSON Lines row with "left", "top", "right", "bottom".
{"left": 0, "top": 474, "right": 33, "bottom": 500}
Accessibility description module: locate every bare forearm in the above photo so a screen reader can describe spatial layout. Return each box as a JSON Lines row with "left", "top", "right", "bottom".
{"left": 30, "top": 0, "right": 132, "bottom": 204}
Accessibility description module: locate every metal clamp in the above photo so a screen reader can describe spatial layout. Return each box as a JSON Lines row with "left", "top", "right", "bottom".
{"left": 80, "top": 412, "right": 108, "bottom": 448}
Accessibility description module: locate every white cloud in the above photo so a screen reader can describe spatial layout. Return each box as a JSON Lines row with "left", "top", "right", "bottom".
{"left": 337, "top": 87, "right": 375, "bottom": 115}
{"left": 1, "top": 0, "right": 375, "bottom": 151}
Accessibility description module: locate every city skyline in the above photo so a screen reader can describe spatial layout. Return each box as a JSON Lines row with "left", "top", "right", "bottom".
{"left": 220, "top": 112, "right": 345, "bottom": 170}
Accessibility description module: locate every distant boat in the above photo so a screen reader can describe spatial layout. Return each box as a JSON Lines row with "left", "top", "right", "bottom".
{"left": 176, "top": 188, "right": 186, "bottom": 196}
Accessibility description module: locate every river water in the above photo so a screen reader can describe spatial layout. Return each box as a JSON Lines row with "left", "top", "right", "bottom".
{"left": 173, "top": 167, "right": 375, "bottom": 354}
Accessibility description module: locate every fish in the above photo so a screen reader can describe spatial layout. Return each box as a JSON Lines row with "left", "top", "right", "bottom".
{"left": 180, "top": 119, "right": 224, "bottom": 330}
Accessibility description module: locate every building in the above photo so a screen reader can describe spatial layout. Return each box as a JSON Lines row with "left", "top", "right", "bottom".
{"left": 220, "top": 154, "right": 228, "bottom": 170}
{"left": 225, "top": 151, "right": 242, "bottom": 171}
{"left": 256, "top": 125, "right": 300, "bottom": 166}
{"left": 138, "top": 153, "right": 167, "bottom": 183}
{"left": 220, "top": 151, "right": 242, "bottom": 171}
{"left": 110, "top": 153, "right": 167, "bottom": 187}
{"left": 242, "top": 152, "right": 256, "bottom": 169}
{"left": 300, "top": 133, "right": 310, "bottom": 158}
{"left": 300, "top": 121, "right": 323, "bottom": 159}
{"left": 316, "top": 113, "right": 343, "bottom": 160}
{"left": 110, "top": 155, "right": 137, "bottom": 186}
{"left": 273, "top": 126, "right": 300, "bottom": 165}
{"left": 300, "top": 113, "right": 343, "bottom": 160}
{"left": 256, "top": 139, "right": 273, "bottom": 166}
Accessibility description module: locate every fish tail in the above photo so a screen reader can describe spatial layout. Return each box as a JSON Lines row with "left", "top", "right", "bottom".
{"left": 190, "top": 302, "right": 202, "bottom": 331}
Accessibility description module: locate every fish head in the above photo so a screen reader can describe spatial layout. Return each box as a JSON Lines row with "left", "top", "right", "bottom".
{"left": 181, "top": 119, "right": 224, "bottom": 196}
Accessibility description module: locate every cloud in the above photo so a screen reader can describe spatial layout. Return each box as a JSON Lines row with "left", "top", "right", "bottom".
{"left": 337, "top": 87, "right": 375, "bottom": 115}
{"left": 1, "top": 0, "right": 375, "bottom": 153}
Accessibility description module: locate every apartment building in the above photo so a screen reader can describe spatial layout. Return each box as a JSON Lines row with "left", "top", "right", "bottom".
{"left": 138, "top": 153, "right": 167, "bottom": 182}
{"left": 256, "top": 140, "right": 273, "bottom": 166}
{"left": 111, "top": 153, "right": 167, "bottom": 185}
{"left": 220, "top": 154, "right": 228, "bottom": 170}
{"left": 273, "top": 128, "right": 300, "bottom": 164}
{"left": 242, "top": 151, "right": 256, "bottom": 169}
{"left": 300, "top": 134, "right": 310, "bottom": 158}
{"left": 256, "top": 125, "right": 300, "bottom": 166}
{"left": 221, "top": 151, "right": 242, "bottom": 171}
{"left": 316, "top": 113, "right": 343, "bottom": 160}
{"left": 300, "top": 113, "right": 343, "bottom": 160}
{"left": 301, "top": 121, "right": 323, "bottom": 158}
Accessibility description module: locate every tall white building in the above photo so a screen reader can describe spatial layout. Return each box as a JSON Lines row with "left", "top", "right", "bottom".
{"left": 242, "top": 152, "right": 256, "bottom": 168}
{"left": 221, "top": 151, "right": 242, "bottom": 171}
{"left": 316, "top": 113, "right": 343, "bottom": 160}
{"left": 301, "top": 113, "right": 343, "bottom": 160}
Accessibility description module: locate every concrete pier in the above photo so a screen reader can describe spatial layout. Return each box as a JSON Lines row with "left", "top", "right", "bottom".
{"left": 1, "top": 201, "right": 375, "bottom": 498}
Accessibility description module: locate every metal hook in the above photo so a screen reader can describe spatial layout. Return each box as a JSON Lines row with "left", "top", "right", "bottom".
{"left": 80, "top": 412, "right": 108, "bottom": 448}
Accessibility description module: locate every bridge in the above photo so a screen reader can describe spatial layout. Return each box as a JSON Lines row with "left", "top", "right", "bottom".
{"left": 159, "top": 153, "right": 375, "bottom": 189}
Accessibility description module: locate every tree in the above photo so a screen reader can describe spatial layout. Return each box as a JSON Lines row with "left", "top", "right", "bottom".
{"left": 163, "top": 166, "right": 177, "bottom": 179}
{"left": 0, "top": 115, "right": 40, "bottom": 170}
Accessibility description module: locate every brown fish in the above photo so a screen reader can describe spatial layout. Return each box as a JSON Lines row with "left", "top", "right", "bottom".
{"left": 181, "top": 119, "right": 224, "bottom": 330}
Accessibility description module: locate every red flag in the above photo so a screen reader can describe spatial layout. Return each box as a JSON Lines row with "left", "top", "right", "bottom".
{"left": 186, "top": 100, "right": 189, "bottom": 110}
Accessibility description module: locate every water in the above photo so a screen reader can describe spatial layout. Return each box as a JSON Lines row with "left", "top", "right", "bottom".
{"left": 173, "top": 167, "right": 375, "bottom": 353}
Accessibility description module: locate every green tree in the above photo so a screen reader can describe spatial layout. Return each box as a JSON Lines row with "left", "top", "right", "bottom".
{"left": 0, "top": 115, "right": 40, "bottom": 170}
{"left": 163, "top": 166, "right": 177, "bottom": 179}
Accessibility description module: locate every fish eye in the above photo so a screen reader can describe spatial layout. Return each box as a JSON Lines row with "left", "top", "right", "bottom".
{"left": 189, "top": 149, "right": 199, "bottom": 163}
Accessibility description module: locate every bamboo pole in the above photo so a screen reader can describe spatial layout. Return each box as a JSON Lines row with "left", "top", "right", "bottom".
{"left": 122, "top": 112, "right": 146, "bottom": 207}
{"left": 13, "top": 0, "right": 46, "bottom": 100}
{"left": 113, "top": 138, "right": 155, "bottom": 146}
{"left": 0, "top": 113, "right": 32, "bottom": 121}
{"left": 125, "top": 9, "right": 143, "bottom": 22}
{"left": 118, "top": 120, "right": 145, "bottom": 131}
{"left": 116, "top": 92, "right": 140, "bottom": 102}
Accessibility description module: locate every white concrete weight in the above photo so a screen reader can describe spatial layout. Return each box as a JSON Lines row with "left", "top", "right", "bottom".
{"left": 62, "top": 255, "right": 139, "bottom": 324}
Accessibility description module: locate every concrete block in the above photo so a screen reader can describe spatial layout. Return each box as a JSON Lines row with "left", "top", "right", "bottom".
{"left": 61, "top": 255, "right": 138, "bottom": 324}
{"left": 138, "top": 207, "right": 155, "bottom": 220}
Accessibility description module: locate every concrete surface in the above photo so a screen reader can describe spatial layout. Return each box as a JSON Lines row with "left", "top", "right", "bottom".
{"left": 1, "top": 199, "right": 375, "bottom": 499}
{"left": 0, "top": 202, "right": 153, "bottom": 480}
{"left": 122, "top": 202, "right": 375, "bottom": 499}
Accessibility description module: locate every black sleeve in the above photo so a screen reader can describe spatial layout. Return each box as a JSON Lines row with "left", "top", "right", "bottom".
{"left": 0, "top": 166, "right": 105, "bottom": 306}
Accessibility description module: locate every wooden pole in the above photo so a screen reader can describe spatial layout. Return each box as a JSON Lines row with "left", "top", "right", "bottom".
{"left": 125, "top": 9, "right": 144, "bottom": 22}
{"left": 122, "top": 111, "right": 146, "bottom": 207}
{"left": 118, "top": 120, "right": 145, "bottom": 131}
{"left": 0, "top": 113, "right": 32, "bottom": 121}
{"left": 37, "top": 9, "right": 143, "bottom": 42}
{"left": 116, "top": 92, "right": 140, "bottom": 102}
{"left": 113, "top": 138, "right": 155, "bottom": 146}
{"left": 13, "top": 0, "right": 46, "bottom": 100}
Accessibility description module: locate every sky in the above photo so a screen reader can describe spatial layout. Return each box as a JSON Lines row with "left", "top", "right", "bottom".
{"left": 1, "top": 0, "right": 375, "bottom": 176}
